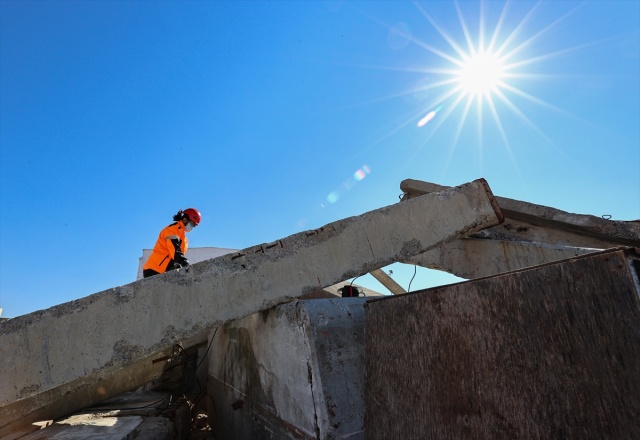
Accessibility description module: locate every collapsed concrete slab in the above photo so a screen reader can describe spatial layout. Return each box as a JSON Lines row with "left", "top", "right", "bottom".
{"left": 209, "top": 298, "right": 367, "bottom": 440}
{"left": 364, "top": 247, "right": 640, "bottom": 439}
{"left": 411, "top": 239, "right": 599, "bottom": 279}
{"left": 400, "top": 179, "right": 640, "bottom": 278}
{"left": 16, "top": 391, "right": 177, "bottom": 440}
{"left": 0, "top": 179, "right": 503, "bottom": 435}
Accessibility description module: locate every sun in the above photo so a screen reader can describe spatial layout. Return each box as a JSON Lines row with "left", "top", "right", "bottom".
{"left": 455, "top": 50, "right": 506, "bottom": 98}
{"left": 399, "top": 0, "right": 580, "bottom": 158}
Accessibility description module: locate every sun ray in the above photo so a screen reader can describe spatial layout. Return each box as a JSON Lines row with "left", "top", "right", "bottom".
{"left": 504, "top": 36, "right": 620, "bottom": 70}
{"left": 348, "top": 82, "right": 469, "bottom": 164}
{"left": 418, "top": 91, "right": 470, "bottom": 142}
{"left": 492, "top": 88, "right": 583, "bottom": 171}
{"left": 479, "top": 1, "right": 487, "bottom": 53}
{"left": 349, "top": 2, "right": 462, "bottom": 65}
{"left": 440, "top": 95, "right": 475, "bottom": 181}
{"left": 397, "top": 33, "right": 462, "bottom": 66}
{"left": 412, "top": 2, "right": 469, "bottom": 64}
{"left": 348, "top": 0, "right": 593, "bottom": 180}
{"left": 493, "top": 1, "right": 543, "bottom": 58}
{"left": 499, "top": 82, "right": 575, "bottom": 118}
{"left": 487, "top": 1, "right": 510, "bottom": 54}
{"left": 501, "top": 3, "right": 584, "bottom": 61}
{"left": 454, "top": 1, "right": 477, "bottom": 58}
{"left": 492, "top": 88, "right": 558, "bottom": 146}
{"left": 485, "top": 93, "right": 525, "bottom": 186}
{"left": 404, "top": 92, "right": 471, "bottom": 175}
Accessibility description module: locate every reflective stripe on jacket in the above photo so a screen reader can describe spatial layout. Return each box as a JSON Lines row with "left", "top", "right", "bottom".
{"left": 143, "top": 221, "right": 189, "bottom": 274}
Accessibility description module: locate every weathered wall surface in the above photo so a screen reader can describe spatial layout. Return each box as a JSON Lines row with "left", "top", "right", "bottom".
{"left": 400, "top": 179, "right": 640, "bottom": 278}
{"left": 0, "top": 179, "right": 503, "bottom": 434}
{"left": 401, "top": 179, "right": 640, "bottom": 248}
{"left": 408, "top": 238, "right": 598, "bottom": 279}
{"left": 209, "top": 298, "right": 367, "bottom": 440}
{"left": 365, "top": 248, "right": 640, "bottom": 439}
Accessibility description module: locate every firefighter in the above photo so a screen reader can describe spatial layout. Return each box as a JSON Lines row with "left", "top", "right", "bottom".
{"left": 143, "top": 208, "right": 202, "bottom": 278}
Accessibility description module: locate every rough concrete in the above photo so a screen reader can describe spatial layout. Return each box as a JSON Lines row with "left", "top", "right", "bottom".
{"left": 410, "top": 238, "right": 599, "bottom": 279}
{"left": 400, "top": 179, "right": 640, "bottom": 277}
{"left": 208, "top": 298, "right": 367, "bottom": 440}
{"left": 0, "top": 343, "right": 181, "bottom": 439}
{"left": 0, "top": 179, "right": 503, "bottom": 435}
{"left": 365, "top": 247, "right": 640, "bottom": 439}
{"left": 16, "top": 414, "right": 145, "bottom": 440}
{"left": 12, "top": 391, "right": 178, "bottom": 440}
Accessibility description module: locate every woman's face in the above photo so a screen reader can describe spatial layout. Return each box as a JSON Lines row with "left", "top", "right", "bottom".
{"left": 184, "top": 217, "right": 197, "bottom": 232}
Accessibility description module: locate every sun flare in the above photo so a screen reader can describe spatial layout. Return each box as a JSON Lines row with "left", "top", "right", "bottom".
{"left": 455, "top": 51, "right": 506, "bottom": 98}
{"left": 390, "top": 0, "right": 585, "bottom": 176}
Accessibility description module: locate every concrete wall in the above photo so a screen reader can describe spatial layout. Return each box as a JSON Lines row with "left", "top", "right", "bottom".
{"left": 208, "top": 298, "right": 367, "bottom": 440}
{"left": 364, "top": 247, "right": 640, "bottom": 439}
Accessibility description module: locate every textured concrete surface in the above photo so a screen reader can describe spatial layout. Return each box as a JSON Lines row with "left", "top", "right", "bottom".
{"left": 17, "top": 415, "right": 174, "bottom": 440}
{"left": 409, "top": 238, "right": 599, "bottom": 279}
{"left": 10, "top": 391, "right": 176, "bottom": 440}
{"left": 18, "top": 414, "right": 144, "bottom": 440}
{"left": 209, "top": 298, "right": 367, "bottom": 440}
{"left": 0, "top": 179, "right": 503, "bottom": 434}
{"left": 365, "top": 247, "right": 640, "bottom": 439}
{"left": 400, "top": 179, "right": 640, "bottom": 278}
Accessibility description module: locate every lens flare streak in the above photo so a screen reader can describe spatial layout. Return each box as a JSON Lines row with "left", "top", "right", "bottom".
{"left": 417, "top": 105, "right": 443, "bottom": 127}
{"left": 326, "top": 165, "right": 371, "bottom": 204}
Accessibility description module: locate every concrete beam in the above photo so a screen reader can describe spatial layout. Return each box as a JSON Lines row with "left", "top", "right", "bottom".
{"left": 400, "top": 179, "right": 640, "bottom": 278}
{"left": 406, "top": 239, "right": 599, "bottom": 279}
{"left": 0, "top": 178, "right": 503, "bottom": 434}
{"left": 369, "top": 269, "right": 407, "bottom": 295}
{"left": 401, "top": 179, "right": 640, "bottom": 248}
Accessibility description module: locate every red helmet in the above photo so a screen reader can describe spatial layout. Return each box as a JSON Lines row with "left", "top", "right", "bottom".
{"left": 183, "top": 208, "right": 202, "bottom": 225}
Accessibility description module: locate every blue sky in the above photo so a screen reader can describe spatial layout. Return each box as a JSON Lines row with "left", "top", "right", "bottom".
{"left": 1, "top": 0, "right": 638, "bottom": 318}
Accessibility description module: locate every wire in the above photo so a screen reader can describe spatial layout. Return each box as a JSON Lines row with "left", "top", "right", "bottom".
{"left": 196, "top": 327, "right": 218, "bottom": 374}
{"left": 82, "top": 327, "right": 220, "bottom": 413}
{"left": 408, "top": 265, "right": 417, "bottom": 292}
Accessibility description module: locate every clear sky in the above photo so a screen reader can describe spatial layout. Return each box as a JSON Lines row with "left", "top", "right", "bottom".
{"left": 1, "top": 0, "right": 638, "bottom": 318}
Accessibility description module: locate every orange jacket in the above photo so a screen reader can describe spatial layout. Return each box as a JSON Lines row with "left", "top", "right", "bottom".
{"left": 143, "top": 221, "right": 189, "bottom": 274}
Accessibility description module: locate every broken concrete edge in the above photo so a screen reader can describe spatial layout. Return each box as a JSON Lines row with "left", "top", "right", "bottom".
{"left": 0, "top": 178, "right": 503, "bottom": 431}
{"left": 400, "top": 178, "right": 640, "bottom": 247}
{"left": 208, "top": 298, "right": 368, "bottom": 439}
{"left": 0, "top": 333, "right": 207, "bottom": 437}
{"left": 401, "top": 239, "right": 605, "bottom": 279}
{"left": 15, "top": 412, "right": 175, "bottom": 440}
{"left": 369, "top": 246, "right": 639, "bottom": 307}
{"left": 472, "top": 178, "right": 504, "bottom": 225}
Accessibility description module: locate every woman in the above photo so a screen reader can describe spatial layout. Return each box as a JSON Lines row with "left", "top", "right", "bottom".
{"left": 143, "top": 208, "right": 202, "bottom": 278}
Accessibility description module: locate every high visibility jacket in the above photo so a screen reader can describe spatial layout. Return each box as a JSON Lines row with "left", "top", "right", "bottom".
{"left": 143, "top": 221, "right": 189, "bottom": 274}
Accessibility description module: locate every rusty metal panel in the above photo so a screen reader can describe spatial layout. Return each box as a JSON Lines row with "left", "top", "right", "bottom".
{"left": 364, "top": 248, "right": 640, "bottom": 440}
